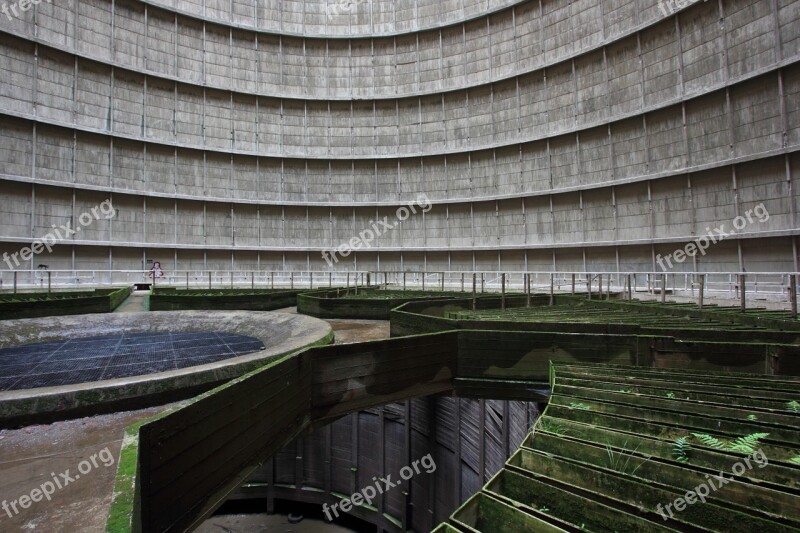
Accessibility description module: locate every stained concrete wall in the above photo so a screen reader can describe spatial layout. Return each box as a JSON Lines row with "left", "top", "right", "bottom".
{"left": 0, "top": 0, "right": 799, "bottom": 273}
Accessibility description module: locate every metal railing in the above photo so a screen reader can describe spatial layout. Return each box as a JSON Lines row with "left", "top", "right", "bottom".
{"left": 0, "top": 269, "right": 797, "bottom": 315}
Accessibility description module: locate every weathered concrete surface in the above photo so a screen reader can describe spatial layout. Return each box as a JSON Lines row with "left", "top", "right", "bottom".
{"left": 0, "top": 404, "right": 176, "bottom": 533}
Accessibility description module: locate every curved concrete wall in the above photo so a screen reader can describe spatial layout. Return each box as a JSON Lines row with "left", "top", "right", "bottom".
{"left": 236, "top": 397, "right": 537, "bottom": 531}
{"left": 0, "top": 0, "right": 798, "bottom": 273}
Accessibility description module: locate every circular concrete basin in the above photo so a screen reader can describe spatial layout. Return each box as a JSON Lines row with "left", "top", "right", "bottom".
{"left": 0, "top": 311, "right": 333, "bottom": 427}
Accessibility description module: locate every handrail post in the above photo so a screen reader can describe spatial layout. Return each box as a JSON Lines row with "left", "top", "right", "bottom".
{"left": 740, "top": 274, "right": 746, "bottom": 313}
{"left": 698, "top": 274, "right": 705, "bottom": 309}
{"left": 48, "top": 271, "right": 52, "bottom": 293}
{"left": 501, "top": 273, "right": 506, "bottom": 310}
{"left": 791, "top": 275, "right": 798, "bottom": 319}
{"left": 526, "top": 273, "right": 532, "bottom": 308}
{"left": 571, "top": 273, "right": 575, "bottom": 295}
{"left": 587, "top": 273, "right": 592, "bottom": 300}
{"left": 472, "top": 273, "right": 477, "bottom": 311}
{"left": 661, "top": 274, "right": 667, "bottom": 303}
{"left": 549, "top": 273, "right": 554, "bottom": 306}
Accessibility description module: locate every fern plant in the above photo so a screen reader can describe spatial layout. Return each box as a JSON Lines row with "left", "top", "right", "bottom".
{"left": 789, "top": 455, "right": 800, "bottom": 466}
{"left": 787, "top": 400, "right": 800, "bottom": 413}
{"left": 692, "top": 432, "right": 770, "bottom": 455}
{"left": 672, "top": 436, "right": 691, "bottom": 463}
{"left": 746, "top": 414, "right": 758, "bottom": 422}
{"left": 728, "top": 433, "right": 770, "bottom": 455}
{"left": 691, "top": 433, "right": 727, "bottom": 450}
{"left": 569, "top": 402, "right": 591, "bottom": 411}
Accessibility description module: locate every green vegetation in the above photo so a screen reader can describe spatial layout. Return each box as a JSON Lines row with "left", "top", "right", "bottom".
{"left": 568, "top": 402, "right": 591, "bottom": 411}
{"left": 672, "top": 436, "right": 692, "bottom": 463}
{"left": 691, "top": 432, "right": 770, "bottom": 455}
{"left": 0, "top": 287, "right": 130, "bottom": 319}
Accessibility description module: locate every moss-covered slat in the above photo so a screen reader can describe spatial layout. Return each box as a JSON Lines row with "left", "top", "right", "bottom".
{"left": 486, "top": 468, "right": 675, "bottom": 532}
{"left": 549, "top": 393, "right": 800, "bottom": 445}
{"left": 535, "top": 416, "right": 800, "bottom": 488}
{"left": 553, "top": 385, "right": 798, "bottom": 427}
{"left": 526, "top": 432, "right": 800, "bottom": 524}
{"left": 507, "top": 448, "right": 793, "bottom": 533}
{"left": 450, "top": 492, "right": 568, "bottom": 532}
{"left": 545, "top": 404, "right": 799, "bottom": 462}
{"left": 555, "top": 375, "right": 800, "bottom": 403}
{"left": 552, "top": 362, "right": 800, "bottom": 389}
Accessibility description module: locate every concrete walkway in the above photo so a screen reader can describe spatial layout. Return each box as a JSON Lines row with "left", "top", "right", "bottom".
{"left": 113, "top": 290, "right": 149, "bottom": 313}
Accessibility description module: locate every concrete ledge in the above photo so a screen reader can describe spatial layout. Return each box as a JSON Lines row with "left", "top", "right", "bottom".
{"left": 0, "top": 311, "right": 334, "bottom": 427}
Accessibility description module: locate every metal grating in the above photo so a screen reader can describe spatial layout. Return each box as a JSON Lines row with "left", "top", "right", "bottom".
{"left": 0, "top": 332, "right": 265, "bottom": 391}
